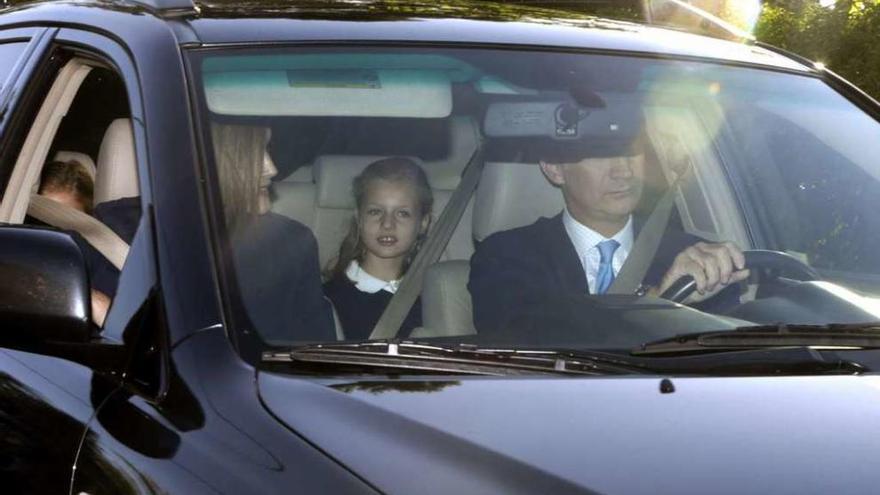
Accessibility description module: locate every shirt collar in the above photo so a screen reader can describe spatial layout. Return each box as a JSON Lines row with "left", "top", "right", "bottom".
{"left": 345, "top": 260, "right": 400, "bottom": 294}
{"left": 562, "top": 208, "right": 634, "bottom": 259}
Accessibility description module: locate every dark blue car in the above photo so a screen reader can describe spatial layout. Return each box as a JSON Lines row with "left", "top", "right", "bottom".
{"left": 2, "top": 1, "right": 880, "bottom": 493}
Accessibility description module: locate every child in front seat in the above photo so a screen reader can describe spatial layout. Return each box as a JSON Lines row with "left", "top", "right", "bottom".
{"left": 323, "top": 157, "right": 433, "bottom": 340}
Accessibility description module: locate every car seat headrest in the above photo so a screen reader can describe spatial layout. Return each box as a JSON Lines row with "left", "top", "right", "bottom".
{"left": 53, "top": 151, "right": 96, "bottom": 180}
{"left": 472, "top": 161, "right": 564, "bottom": 242}
{"left": 312, "top": 117, "right": 480, "bottom": 209}
{"left": 95, "top": 118, "right": 139, "bottom": 204}
{"left": 314, "top": 155, "right": 425, "bottom": 209}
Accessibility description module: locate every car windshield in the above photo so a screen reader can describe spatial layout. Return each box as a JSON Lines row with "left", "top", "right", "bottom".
{"left": 189, "top": 46, "right": 880, "bottom": 356}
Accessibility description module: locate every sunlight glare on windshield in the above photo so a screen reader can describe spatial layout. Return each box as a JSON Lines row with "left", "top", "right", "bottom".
{"left": 815, "top": 282, "right": 880, "bottom": 319}
{"left": 643, "top": 75, "right": 725, "bottom": 160}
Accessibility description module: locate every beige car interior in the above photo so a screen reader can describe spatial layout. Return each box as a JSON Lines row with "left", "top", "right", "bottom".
{"left": 269, "top": 106, "right": 755, "bottom": 338}
{"left": 27, "top": 118, "right": 138, "bottom": 271}
{"left": 0, "top": 54, "right": 139, "bottom": 273}
{"left": 413, "top": 110, "right": 756, "bottom": 338}
{"left": 272, "top": 116, "right": 480, "bottom": 270}
{"left": 93, "top": 118, "right": 139, "bottom": 206}
{"left": 54, "top": 150, "right": 97, "bottom": 180}
{"left": 0, "top": 58, "right": 93, "bottom": 222}
{"left": 414, "top": 160, "right": 565, "bottom": 337}
{"left": 644, "top": 105, "right": 750, "bottom": 248}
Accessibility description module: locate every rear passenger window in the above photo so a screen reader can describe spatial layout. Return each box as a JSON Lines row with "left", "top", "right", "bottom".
{"left": 3, "top": 52, "right": 139, "bottom": 333}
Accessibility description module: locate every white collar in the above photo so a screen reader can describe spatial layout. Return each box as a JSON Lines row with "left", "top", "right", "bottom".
{"left": 562, "top": 208, "right": 634, "bottom": 261}
{"left": 345, "top": 260, "right": 400, "bottom": 294}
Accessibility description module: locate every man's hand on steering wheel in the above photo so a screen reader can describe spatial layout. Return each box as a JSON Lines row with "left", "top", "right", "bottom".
{"left": 649, "top": 241, "right": 750, "bottom": 303}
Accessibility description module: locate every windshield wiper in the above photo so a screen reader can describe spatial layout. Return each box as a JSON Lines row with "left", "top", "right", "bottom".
{"left": 634, "top": 323, "right": 880, "bottom": 356}
{"left": 262, "top": 341, "right": 649, "bottom": 376}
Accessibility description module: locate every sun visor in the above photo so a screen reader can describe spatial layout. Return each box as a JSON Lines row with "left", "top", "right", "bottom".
{"left": 484, "top": 95, "right": 645, "bottom": 161}
{"left": 204, "top": 69, "right": 452, "bottom": 118}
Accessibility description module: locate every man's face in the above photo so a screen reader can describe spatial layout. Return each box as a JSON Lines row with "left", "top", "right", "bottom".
{"left": 540, "top": 154, "right": 645, "bottom": 228}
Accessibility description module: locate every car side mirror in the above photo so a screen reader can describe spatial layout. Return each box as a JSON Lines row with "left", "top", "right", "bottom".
{"left": 0, "top": 225, "right": 91, "bottom": 346}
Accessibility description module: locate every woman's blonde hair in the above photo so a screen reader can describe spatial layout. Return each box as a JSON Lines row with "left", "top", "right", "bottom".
{"left": 211, "top": 123, "right": 270, "bottom": 230}
{"left": 327, "top": 157, "right": 433, "bottom": 280}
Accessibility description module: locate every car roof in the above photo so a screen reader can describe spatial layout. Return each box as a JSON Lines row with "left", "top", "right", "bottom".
{"left": 2, "top": 0, "right": 812, "bottom": 73}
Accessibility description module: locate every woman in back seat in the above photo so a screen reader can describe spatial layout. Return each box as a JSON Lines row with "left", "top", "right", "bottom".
{"left": 323, "top": 157, "right": 433, "bottom": 340}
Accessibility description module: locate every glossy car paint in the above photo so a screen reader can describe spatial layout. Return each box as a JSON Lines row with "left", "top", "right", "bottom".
{"left": 0, "top": 1, "right": 878, "bottom": 494}
{"left": 0, "top": 226, "right": 90, "bottom": 341}
{"left": 261, "top": 371, "right": 880, "bottom": 494}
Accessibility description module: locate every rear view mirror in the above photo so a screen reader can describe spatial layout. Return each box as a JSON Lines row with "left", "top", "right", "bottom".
{"left": 483, "top": 92, "right": 642, "bottom": 142}
{"left": 0, "top": 225, "right": 91, "bottom": 345}
{"left": 483, "top": 92, "right": 645, "bottom": 162}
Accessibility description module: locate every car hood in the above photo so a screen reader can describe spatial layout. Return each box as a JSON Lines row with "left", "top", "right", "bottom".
{"left": 258, "top": 372, "right": 880, "bottom": 494}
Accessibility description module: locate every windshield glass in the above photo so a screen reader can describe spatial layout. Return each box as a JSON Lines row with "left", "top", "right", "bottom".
{"left": 189, "top": 46, "right": 880, "bottom": 355}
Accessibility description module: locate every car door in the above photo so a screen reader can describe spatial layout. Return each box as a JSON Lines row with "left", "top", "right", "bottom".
{"left": 46, "top": 27, "right": 219, "bottom": 494}
{"left": 0, "top": 27, "right": 110, "bottom": 494}
{"left": 0, "top": 24, "right": 179, "bottom": 494}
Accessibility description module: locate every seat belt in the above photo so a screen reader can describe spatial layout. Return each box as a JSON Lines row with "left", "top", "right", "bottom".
{"left": 369, "top": 146, "right": 483, "bottom": 339}
{"left": 607, "top": 165, "right": 691, "bottom": 295}
{"left": 27, "top": 194, "right": 130, "bottom": 270}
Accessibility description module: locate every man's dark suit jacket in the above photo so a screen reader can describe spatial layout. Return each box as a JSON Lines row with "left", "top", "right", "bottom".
{"left": 85, "top": 197, "right": 141, "bottom": 298}
{"left": 468, "top": 213, "right": 733, "bottom": 336}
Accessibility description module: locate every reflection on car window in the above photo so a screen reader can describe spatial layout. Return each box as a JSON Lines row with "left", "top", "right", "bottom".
{"left": 0, "top": 41, "right": 28, "bottom": 89}
{"left": 191, "top": 47, "right": 880, "bottom": 354}
{"left": 726, "top": 93, "right": 880, "bottom": 285}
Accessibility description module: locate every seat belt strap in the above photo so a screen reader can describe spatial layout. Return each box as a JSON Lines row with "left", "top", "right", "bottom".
{"left": 608, "top": 162, "right": 692, "bottom": 295}
{"left": 27, "top": 194, "right": 130, "bottom": 270}
{"left": 369, "top": 147, "right": 483, "bottom": 339}
{"left": 606, "top": 187, "right": 677, "bottom": 294}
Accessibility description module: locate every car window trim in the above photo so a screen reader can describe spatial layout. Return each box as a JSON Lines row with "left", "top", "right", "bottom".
{"left": 48, "top": 29, "right": 157, "bottom": 339}
{"left": 0, "top": 28, "right": 57, "bottom": 202}
{"left": 0, "top": 28, "right": 54, "bottom": 119}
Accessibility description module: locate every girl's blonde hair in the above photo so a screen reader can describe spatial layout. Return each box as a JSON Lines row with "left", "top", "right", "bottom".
{"left": 327, "top": 157, "right": 433, "bottom": 280}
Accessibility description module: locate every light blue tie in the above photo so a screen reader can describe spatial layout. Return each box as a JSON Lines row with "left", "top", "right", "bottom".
{"left": 594, "top": 239, "right": 620, "bottom": 294}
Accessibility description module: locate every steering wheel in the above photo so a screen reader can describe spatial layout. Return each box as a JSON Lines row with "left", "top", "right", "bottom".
{"left": 659, "top": 249, "right": 820, "bottom": 303}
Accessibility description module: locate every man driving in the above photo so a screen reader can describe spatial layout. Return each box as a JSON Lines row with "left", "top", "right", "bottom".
{"left": 468, "top": 109, "right": 749, "bottom": 336}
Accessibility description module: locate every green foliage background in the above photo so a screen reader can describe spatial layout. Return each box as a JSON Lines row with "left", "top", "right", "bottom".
{"left": 493, "top": 1, "right": 880, "bottom": 98}
{"left": 755, "top": 0, "right": 880, "bottom": 98}
{"left": 496, "top": 0, "right": 880, "bottom": 99}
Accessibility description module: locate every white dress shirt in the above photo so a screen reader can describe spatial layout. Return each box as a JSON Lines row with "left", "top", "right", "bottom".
{"left": 562, "top": 209, "right": 634, "bottom": 294}
{"left": 345, "top": 260, "right": 400, "bottom": 294}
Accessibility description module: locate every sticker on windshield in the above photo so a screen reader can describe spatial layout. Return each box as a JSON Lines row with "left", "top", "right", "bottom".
{"left": 287, "top": 70, "right": 381, "bottom": 89}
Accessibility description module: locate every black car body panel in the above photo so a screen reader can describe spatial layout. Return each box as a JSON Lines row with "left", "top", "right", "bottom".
{"left": 0, "top": 1, "right": 878, "bottom": 493}
{"left": 260, "top": 369, "right": 880, "bottom": 494}
{"left": 1, "top": 1, "right": 809, "bottom": 73}
{"left": 69, "top": 328, "right": 376, "bottom": 494}
{"left": 189, "top": 17, "right": 809, "bottom": 74}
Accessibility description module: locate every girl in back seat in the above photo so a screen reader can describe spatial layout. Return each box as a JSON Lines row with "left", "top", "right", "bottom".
{"left": 324, "top": 157, "right": 433, "bottom": 340}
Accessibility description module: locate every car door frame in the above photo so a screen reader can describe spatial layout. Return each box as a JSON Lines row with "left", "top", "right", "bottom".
{"left": 0, "top": 25, "right": 110, "bottom": 495}
{"left": 0, "top": 27, "right": 55, "bottom": 204}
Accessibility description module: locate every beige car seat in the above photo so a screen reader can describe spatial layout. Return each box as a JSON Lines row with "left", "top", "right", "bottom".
{"left": 94, "top": 118, "right": 139, "bottom": 206}
{"left": 28, "top": 118, "right": 138, "bottom": 270}
{"left": 53, "top": 150, "right": 97, "bottom": 180}
{"left": 272, "top": 116, "right": 480, "bottom": 271}
{"left": 416, "top": 161, "right": 564, "bottom": 337}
